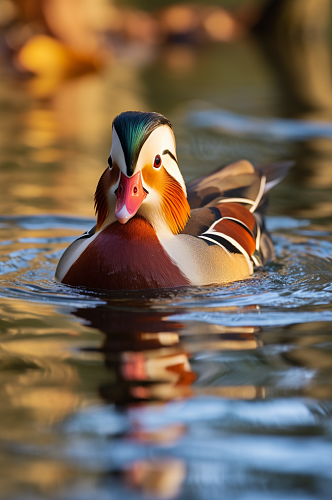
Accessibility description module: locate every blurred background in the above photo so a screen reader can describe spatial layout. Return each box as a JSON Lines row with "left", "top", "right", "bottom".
{"left": 1, "top": 1, "right": 332, "bottom": 499}
{"left": 1, "top": 0, "right": 332, "bottom": 218}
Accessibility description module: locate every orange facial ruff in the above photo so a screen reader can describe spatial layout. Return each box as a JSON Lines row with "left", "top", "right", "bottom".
{"left": 142, "top": 165, "right": 190, "bottom": 234}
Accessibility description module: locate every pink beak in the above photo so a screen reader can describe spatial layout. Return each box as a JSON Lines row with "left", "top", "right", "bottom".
{"left": 115, "top": 171, "right": 147, "bottom": 224}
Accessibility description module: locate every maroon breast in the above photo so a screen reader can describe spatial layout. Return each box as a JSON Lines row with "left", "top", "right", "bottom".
{"left": 62, "top": 216, "right": 190, "bottom": 290}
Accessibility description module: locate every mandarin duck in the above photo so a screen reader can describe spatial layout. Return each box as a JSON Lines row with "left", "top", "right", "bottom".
{"left": 56, "top": 111, "right": 290, "bottom": 290}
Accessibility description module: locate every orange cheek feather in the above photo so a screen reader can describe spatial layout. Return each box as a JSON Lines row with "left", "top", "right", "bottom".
{"left": 94, "top": 163, "right": 120, "bottom": 230}
{"left": 142, "top": 165, "right": 190, "bottom": 234}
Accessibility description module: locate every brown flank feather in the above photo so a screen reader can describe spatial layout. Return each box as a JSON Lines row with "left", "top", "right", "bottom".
{"left": 217, "top": 202, "right": 256, "bottom": 233}
{"left": 212, "top": 218, "right": 256, "bottom": 256}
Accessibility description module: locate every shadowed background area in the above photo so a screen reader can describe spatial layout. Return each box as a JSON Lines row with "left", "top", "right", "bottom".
{"left": 1, "top": 0, "right": 332, "bottom": 499}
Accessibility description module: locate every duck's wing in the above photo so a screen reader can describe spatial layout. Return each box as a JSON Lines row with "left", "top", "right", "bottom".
{"left": 182, "top": 200, "right": 273, "bottom": 267}
{"left": 184, "top": 159, "right": 293, "bottom": 266}
{"left": 187, "top": 159, "right": 293, "bottom": 212}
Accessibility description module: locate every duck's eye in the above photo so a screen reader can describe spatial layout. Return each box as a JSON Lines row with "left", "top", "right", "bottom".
{"left": 108, "top": 156, "right": 112, "bottom": 169}
{"left": 153, "top": 154, "right": 162, "bottom": 169}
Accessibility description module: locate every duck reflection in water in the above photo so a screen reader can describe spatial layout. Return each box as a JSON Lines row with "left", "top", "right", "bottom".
{"left": 75, "top": 302, "right": 197, "bottom": 405}
{"left": 71, "top": 298, "right": 261, "bottom": 498}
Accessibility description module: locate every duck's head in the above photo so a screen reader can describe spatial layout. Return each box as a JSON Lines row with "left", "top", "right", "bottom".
{"left": 95, "top": 111, "right": 190, "bottom": 235}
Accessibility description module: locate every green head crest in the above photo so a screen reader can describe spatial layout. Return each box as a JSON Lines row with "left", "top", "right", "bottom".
{"left": 112, "top": 111, "right": 172, "bottom": 176}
